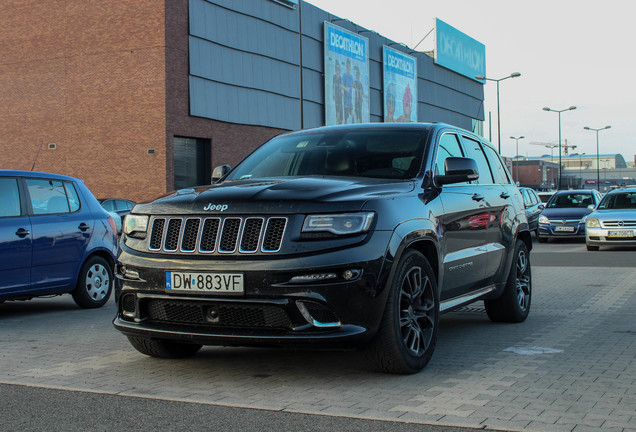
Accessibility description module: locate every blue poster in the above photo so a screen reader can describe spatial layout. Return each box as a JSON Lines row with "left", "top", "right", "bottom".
{"left": 383, "top": 46, "right": 417, "bottom": 123}
{"left": 324, "top": 22, "right": 370, "bottom": 125}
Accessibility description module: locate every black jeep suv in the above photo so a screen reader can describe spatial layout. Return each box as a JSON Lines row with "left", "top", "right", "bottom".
{"left": 114, "top": 123, "right": 532, "bottom": 374}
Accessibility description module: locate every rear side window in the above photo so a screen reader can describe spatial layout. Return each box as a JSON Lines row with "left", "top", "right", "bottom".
{"left": 26, "top": 178, "right": 78, "bottom": 215}
{"left": 481, "top": 144, "right": 512, "bottom": 185}
{"left": 461, "top": 137, "right": 493, "bottom": 184}
{"left": 65, "top": 182, "right": 81, "bottom": 212}
{"left": 0, "top": 178, "right": 21, "bottom": 217}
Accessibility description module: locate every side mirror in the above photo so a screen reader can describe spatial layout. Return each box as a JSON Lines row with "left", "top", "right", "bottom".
{"left": 211, "top": 165, "right": 231, "bottom": 183}
{"left": 539, "top": 204, "right": 545, "bottom": 210}
{"left": 587, "top": 204, "right": 595, "bottom": 211}
{"left": 435, "top": 157, "right": 479, "bottom": 185}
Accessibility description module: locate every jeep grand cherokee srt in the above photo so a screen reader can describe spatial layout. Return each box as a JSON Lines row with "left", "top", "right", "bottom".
{"left": 114, "top": 123, "right": 532, "bottom": 374}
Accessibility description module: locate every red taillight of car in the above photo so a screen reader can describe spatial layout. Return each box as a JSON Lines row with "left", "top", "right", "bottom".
{"left": 107, "top": 216, "right": 118, "bottom": 234}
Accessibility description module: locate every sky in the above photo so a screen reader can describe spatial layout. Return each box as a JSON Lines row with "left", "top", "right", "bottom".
{"left": 306, "top": 0, "right": 635, "bottom": 161}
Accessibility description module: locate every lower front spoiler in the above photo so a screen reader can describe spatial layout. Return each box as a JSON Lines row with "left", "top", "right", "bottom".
{"left": 113, "top": 317, "right": 370, "bottom": 349}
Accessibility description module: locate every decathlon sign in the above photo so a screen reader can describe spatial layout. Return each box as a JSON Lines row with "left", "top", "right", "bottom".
{"left": 434, "top": 18, "right": 485, "bottom": 81}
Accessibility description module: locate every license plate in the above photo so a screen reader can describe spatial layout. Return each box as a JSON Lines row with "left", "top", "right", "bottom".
{"left": 608, "top": 230, "right": 634, "bottom": 238}
{"left": 554, "top": 226, "right": 575, "bottom": 232}
{"left": 166, "top": 271, "right": 244, "bottom": 294}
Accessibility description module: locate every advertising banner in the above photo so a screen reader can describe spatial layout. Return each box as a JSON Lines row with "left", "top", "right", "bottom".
{"left": 383, "top": 46, "right": 417, "bottom": 122}
{"left": 324, "top": 22, "right": 369, "bottom": 125}
{"left": 434, "top": 18, "right": 485, "bottom": 81}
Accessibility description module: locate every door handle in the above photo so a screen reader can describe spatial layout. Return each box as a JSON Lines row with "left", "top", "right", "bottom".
{"left": 472, "top": 193, "right": 484, "bottom": 201}
{"left": 78, "top": 223, "right": 91, "bottom": 231}
{"left": 15, "top": 228, "right": 30, "bottom": 237}
{"left": 500, "top": 192, "right": 510, "bottom": 199}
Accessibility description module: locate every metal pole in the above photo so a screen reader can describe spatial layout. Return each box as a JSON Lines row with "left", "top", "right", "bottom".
{"left": 558, "top": 111, "right": 562, "bottom": 190}
{"left": 496, "top": 81, "right": 501, "bottom": 153}
{"left": 596, "top": 130, "right": 600, "bottom": 192}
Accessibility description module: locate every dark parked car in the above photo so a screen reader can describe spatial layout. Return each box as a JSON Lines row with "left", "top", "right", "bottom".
{"left": 585, "top": 185, "right": 636, "bottom": 251}
{"left": 537, "top": 189, "right": 603, "bottom": 243}
{"left": 0, "top": 170, "right": 118, "bottom": 307}
{"left": 519, "top": 187, "right": 544, "bottom": 233}
{"left": 114, "top": 123, "right": 532, "bottom": 374}
{"left": 99, "top": 198, "right": 135, "bottom": 219}
{"left": 99, "top": 198, "right": 135, "bottom": 234}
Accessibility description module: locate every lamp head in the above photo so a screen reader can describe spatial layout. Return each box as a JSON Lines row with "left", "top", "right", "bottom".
{"left": 605, "top": 125, "right": 611, "bottom": 129}
{"left": 475, "top": 75, "right": 485, "bottom": 81}
{"left": 569, "top": 106, "right": 577, "bottom": 110}
{"left": 510, "top": 72, "right": 521, "bottom": 78}
{"left": 584, "top": 126, "right": 590, "bottom": 130}
{"left": 543, "top": 107, "right": 551, "bottom": 112}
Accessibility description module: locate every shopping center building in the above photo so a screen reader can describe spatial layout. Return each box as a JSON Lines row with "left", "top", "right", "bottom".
{"left": 0, "top": 0, "right": 485, "bottom": 202}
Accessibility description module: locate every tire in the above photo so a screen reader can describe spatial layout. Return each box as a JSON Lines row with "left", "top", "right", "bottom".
{"left": 366, "top": 250, "right": 439, "bottom": 374}
{"left": 485, "top": 239, "right": 531, "bottom": 323}
{"left": 586, "top": 244, "right": 599, "bottom": 251}
{"left": 127, "top": 336, "right": 202, "bottom": 359}
{"left": 72, "top": 256, "right": 113, "bottom": 308}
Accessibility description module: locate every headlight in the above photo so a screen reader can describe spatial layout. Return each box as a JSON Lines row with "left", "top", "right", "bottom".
{"left": 538, "top": 215, "right": 549, "bottom": 224}
{"left": 302, "top": 212, "right": 374, "bottom": 235}
{"left": 586, "top": 217, "right": 601, "bottom": 228}
{"left": 123, "top": 214, "right": 149, "bottom": 237}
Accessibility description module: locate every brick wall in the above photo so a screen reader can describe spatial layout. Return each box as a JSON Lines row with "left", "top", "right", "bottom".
{"left": 0, "top": 0, "right": 288, "bottom": 204}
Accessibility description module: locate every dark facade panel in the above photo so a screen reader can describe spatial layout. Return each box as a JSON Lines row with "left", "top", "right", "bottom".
{"left": 190, "top": 38, "right": 300, "bottom": 98}
{"left": 190, "top": 77, "right": 300, "bottom": 130}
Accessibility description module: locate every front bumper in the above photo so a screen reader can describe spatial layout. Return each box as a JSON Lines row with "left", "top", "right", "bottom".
{"left": 538, "top": 222, "right": 585, "bottom": 238}
{"left": 113, "top": 233, "right": 393, "bottom": 347}
{"left": 586, "top": 227, "right": 636, "bottom": 247}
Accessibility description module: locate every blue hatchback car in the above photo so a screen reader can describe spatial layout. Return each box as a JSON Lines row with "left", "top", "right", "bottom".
{"left": 0, "top": 170, "right": 118, "bottom": 308}
{"left": 537, "top": 189, "right": 603, "bottom": 243}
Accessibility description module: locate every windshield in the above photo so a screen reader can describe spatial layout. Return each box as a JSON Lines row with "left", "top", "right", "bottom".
{"left": 597, "top": 192, "right": 636, "bottom": 209}
{"left": 225, "top": 130, "right": 426, "bottom": 181}
{"left": 547, "top": 193, "right": 594, "bottom": 208}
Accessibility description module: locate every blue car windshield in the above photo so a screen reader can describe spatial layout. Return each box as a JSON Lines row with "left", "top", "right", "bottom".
{"left": 225, "top": 130, "right": 426, "bottom": 181}
{"left": 547, "top": 193, "right": 594, "bottom": 208}
{"left": 597, "top": 192, "right": 636, "bottom": 209}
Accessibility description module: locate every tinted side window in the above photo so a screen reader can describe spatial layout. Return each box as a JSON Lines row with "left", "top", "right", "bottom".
{"left": 481, "top": 143, "right": 511, "bottom": 185}
{"left": 26, "top": 178, "right": 70, "bottom": 215}
{"left": 461, "top": 137, "right": 493, "bottom": 184}
{"left": 530, "top": 189, "right": 539, "bottom": 206}
{"left": 521, "top": 189, "right": 531, "bottom": 206}
{"left": 435, "top": 133, "right": 464, "bottom": 176}
{"left": 0, "top": 178, "right": 21, "bottom": 217}
{"left": 101, "top": 199, "right": 115, "bottom": 212}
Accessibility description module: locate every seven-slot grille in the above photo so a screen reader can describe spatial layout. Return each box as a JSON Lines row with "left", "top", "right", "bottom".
{"left": 148, "top": 216, "right": 287, "bottom": 254}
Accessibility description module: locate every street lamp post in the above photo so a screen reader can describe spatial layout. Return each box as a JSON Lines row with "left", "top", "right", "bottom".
{"left": 543, "top": 106, "right": 577, "bottom": 190}
{"left": 510, "top": 135, "right": 525, "bottom": 185}
{"left": 584, "top": 125, "right": 611, "bottom": 192}
{"left": 476, "top": 72, "right": 522, "bottom": 153}
{"left": 578, "top": 152, "right": 586, "bottom": 187}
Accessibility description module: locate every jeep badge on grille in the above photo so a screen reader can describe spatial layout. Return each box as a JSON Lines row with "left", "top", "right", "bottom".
{"left": 204, "top": 203, "right": 229, "bottom": 211}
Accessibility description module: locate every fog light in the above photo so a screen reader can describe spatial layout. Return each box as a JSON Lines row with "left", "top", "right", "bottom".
{"left": 342, "top": 269, "right": 361, "bottom": 280}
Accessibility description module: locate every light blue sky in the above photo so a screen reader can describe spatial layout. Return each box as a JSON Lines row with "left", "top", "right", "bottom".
{"left": 307, "top": 0, "right": 634, "bottom": 160}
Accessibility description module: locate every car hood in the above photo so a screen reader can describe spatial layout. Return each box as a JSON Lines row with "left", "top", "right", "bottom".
{"left": 541, "top": 207, "right": 591, "bottom": 220}
{"left": 589, "top": 209, "right": 636, "bottom": 221}
{"left": 133, "top": 177, "right": 416, "bottom": 214}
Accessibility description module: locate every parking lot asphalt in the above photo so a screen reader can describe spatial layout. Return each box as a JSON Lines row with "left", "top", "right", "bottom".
{"left": 1, "top": 247, "right": 635, "bottom": 432}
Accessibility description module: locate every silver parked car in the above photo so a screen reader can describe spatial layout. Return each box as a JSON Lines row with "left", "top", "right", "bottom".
{"left": 585, "top": 186, "right": 636, "bottom": 251}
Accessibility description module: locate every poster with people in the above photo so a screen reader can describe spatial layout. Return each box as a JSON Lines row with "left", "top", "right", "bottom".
{"left": 383, "top": 46, "right": 417, "bottom": 123}
{"left": 324, "top": 22, "right": 369, "bottom": 125}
